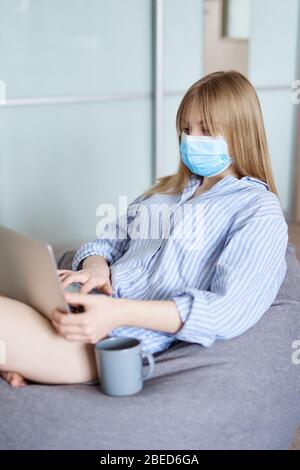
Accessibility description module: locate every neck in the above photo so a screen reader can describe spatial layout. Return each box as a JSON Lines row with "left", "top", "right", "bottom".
{"left": 200, "top": 167, "right": 240, "bottom": 190}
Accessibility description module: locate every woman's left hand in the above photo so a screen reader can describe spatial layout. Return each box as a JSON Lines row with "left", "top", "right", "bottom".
{"left": 51, "top": 292, "right": 122, "bottom": 343}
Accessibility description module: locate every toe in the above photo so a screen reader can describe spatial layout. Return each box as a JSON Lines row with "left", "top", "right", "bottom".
{"left": 1, "top": 371, "right": 27, "bottom": 387}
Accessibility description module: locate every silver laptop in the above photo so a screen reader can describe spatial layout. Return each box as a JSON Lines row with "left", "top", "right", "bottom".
{"left": 0, "top": 225, "right": 82, "bottom": 318}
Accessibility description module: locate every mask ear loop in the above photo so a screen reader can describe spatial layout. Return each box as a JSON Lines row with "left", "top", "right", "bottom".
{"left": 180, "top": 130, "right": 187, "bottom": 141}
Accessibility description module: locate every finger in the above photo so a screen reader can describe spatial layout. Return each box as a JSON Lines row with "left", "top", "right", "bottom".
{"left": 51, "top": 309, "right": 89, "bottom": 326}
{"left": 58, "top": 272, "right": 73, "bottom": 282}
{"left": 51, "top": 309, "right": 68, "bottom": 324}
{"left": 52, "top": 320, "right": 88, "bottom": 336}
{"left": 64, "top": 292, "right": 98, "bottom": 307}
{"left": 61, "top": 272, "right": 89, "bottom": 288}
{"left": 100, "top": 280, "right": 113, "bottom": 295}
{"left": 57, "top": 269, "right": 72, "bottom": 275}
{"left": 60, "top": 273, "right": 80, "bottom": 287}
{"left": 80, "top": 279, "right": 99, "bottom": 295}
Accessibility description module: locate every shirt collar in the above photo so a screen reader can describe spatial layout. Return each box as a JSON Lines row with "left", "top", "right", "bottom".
{"left": 240, "top": 176, "right": 269, "bottom": 191}
{"left": 180, "top": 174, "right": 269, "bottom": 203}
{"left": 179, "top": 174, "right": 202, "bottom": 203}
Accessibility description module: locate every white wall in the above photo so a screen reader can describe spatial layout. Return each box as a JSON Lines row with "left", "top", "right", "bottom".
{"left": 0, "top": 0, "right": 153, "bottom": 255}
{"left": 248, "top": 0, "right": 300, "bottom": 215}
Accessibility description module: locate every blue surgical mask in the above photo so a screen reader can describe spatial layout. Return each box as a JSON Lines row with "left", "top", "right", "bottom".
{"left": 179, "top": 132, "right": 233, "bottom": 177}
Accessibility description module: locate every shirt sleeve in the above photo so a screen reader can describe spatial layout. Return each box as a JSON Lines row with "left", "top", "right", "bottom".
{"left": 171, "top": 199, "right": 288, "bottom": 347}
{"left": 72, "top": 194, "right": 145, "bottom": 270}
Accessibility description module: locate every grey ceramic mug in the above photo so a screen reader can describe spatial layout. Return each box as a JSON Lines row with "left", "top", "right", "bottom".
{"left": 94, "top": 337, "right": 155, "bottom": 397}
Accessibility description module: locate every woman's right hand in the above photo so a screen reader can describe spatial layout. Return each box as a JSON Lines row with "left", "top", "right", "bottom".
{"left": 57, "top": 256, "right": 113, "bottom": 295}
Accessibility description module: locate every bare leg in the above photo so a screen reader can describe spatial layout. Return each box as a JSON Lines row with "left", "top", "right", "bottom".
{"left": 0, "top": 293, "right": 28, "bottom": 386}
{"left": 0, "top": 296, "right": 98, "bottom": 384}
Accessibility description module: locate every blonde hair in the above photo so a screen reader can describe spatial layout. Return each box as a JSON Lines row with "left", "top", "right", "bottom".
{"left": 144, "top": 70, "right": 277, "bottom": 197}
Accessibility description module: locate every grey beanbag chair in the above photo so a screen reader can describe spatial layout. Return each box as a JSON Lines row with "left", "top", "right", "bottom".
{"left": 0, "top": 243, "right": 300, "bottom": 450}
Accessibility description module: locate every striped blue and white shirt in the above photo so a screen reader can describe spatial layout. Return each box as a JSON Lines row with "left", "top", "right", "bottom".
{"left": 72, "top": 174, "right": 288, "bottom": 355}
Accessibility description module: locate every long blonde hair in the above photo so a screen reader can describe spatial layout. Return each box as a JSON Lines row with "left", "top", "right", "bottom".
{"left": 144, "top": 70, "right": 277, "bottom": 196}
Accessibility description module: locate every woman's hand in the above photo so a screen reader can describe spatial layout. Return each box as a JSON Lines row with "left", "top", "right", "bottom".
{"left": 57, "top": 256, "right": 113, "bottom": 295}
{"left": 51, "top": 292, "right": 122, "bottom": 344}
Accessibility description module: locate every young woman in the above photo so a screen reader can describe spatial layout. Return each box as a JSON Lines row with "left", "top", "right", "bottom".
{"left": 0, "top": 70, "right": 288, "bottom": 387}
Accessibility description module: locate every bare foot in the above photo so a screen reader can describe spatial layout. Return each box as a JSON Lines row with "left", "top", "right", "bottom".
{"left": 0, "top": 371, "right": 27, "bottom": 387}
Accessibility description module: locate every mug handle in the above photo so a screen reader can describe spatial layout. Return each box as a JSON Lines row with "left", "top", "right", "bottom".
{"left": 141, "top": 350, "right": 155, "bottom": 381}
